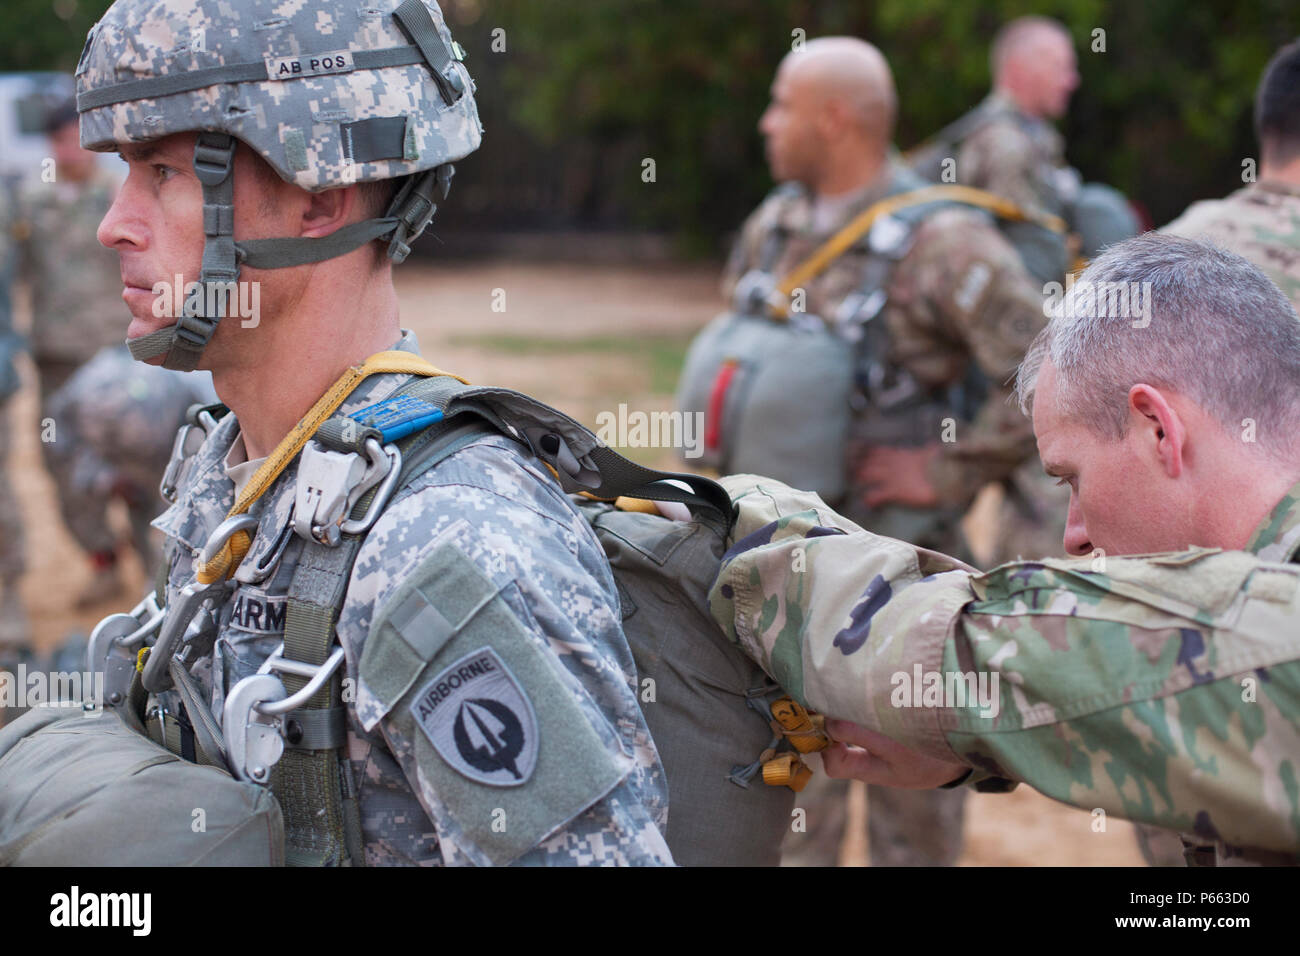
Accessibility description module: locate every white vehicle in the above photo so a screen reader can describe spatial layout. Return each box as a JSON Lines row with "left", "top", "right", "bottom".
{"left": 0, "top": 72, "right": 118, "bottom": 190}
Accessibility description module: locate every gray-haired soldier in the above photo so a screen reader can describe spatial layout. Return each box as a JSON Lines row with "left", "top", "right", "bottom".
{"left": 78, "top": 0, "right": 669, "bottom": 865}
{"left": 710, "top": 234, "right": 1300, "bottom": 866}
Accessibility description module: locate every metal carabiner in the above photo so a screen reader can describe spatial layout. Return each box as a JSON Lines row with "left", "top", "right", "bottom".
{"left": 141, "top": 513, "right": 259, "bottom": 693}
{"left": 339, "top": 439, "right": 402, "bottom": 536}
{"left": 255, "top": 645, "right": 346, "bottom": 716}
{"left": 223, "top": 673, "right": 287, "bottom": 784}
{"left": 87, "top": 592, "right": 166, "bottom": 708}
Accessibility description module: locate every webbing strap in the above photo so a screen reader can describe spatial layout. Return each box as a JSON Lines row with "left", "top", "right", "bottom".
{"left": 276, "top": 539, "right": 362, "bottom": 867}
{"left": 131, "top": 133, "right": 240, "bottom": 369}
{"left": 773, "top": 184, "right": 1067, "bottom": 316}
{"left": 76, "top": 46, "right": 428, "bottom": 111}
{"left": 236, "top": 218, "right": 402, "bottom": 269}
{"left": 194, "top": 351, "right": 466, "bottom": 584}
{"left": 391, "top": 377, "right": 735, "bottom": 524}
{"left": 127, "top": 327, "right": 174, "bottom": 362}
{"left": 169, "top": 658, "right": 229, "bottom": 769}
{"left": 392, "top": 0, "right": 462, "bottom": 105}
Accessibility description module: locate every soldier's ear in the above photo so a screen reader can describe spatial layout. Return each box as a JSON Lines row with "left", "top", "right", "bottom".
{"left": 300, "top": 184, "right": 359, "bottom": 239}
{"left": 1129, "top": 384, "right": 1184, "bottom": 479}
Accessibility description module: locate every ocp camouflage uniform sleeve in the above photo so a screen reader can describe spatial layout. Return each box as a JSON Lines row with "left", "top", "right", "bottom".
{"left": 958, "top": 118, "right": 1059, "bottom": 218}
{"left": 708, "top": 476, "right": 1300, "bottom": 856}
{"left": 891, "top": 208, "right": 1046, "bottom": 503}
{"left": 339, "top": 436, "right": 672, "bottom": 866}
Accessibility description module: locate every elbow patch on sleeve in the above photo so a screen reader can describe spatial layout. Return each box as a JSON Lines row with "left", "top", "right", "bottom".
{"left": 359, "top": 540, "right": 627, "bottom": 865}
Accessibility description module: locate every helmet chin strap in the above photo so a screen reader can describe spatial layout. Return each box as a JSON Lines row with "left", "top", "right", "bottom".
{"left": 127, "top": 133, "right": 455, "bottom": 370}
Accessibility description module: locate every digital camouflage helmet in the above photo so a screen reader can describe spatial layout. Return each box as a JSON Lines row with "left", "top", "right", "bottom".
{"left": 76, "top": 0, "right": 482, "bottom": 370}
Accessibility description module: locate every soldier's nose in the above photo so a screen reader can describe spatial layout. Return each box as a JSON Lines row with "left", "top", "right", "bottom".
{"left": 1063, "top": 522, "right": 1092, "bottom": 556}
{"left": 97, "top": 179, "right": 146, "bottom": 251}
{"left": 1062, "top": 497, "right": 1092, "bottom": 556}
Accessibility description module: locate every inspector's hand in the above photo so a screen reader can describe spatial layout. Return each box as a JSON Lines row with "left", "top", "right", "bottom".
{"left": 823, "top": 719, "right": 969, "bottom": 789}
{"left": 856, "top": 443, "right": 941, "bottom": 509}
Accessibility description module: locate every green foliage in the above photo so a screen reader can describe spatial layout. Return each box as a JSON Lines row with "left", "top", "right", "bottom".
{"left": 5, "top": 0, "right": 1297, "bottom": 248}
{"left": 465, "top": 0, "right": 1300, "bottom": 244}
{"left": 1, "top": 0, "right": 114, "bottom": 72}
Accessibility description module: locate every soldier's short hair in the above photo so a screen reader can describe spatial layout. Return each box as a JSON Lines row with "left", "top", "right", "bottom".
{"left": 990, "top": 16, "right": 1071, "bottom": 79}
{"left": 1256, "top": 38, "right": 1300, "bottom": 167}
{"left": 1016, "top": 233, "right": 1300, "bottom": 460}
{"left": 44, "top": 98, "right": 78, "bottom": 136}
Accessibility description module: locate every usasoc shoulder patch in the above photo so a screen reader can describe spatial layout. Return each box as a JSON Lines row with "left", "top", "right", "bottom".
{"left": 411, "top": 647, "right": 539, "bottom": 786}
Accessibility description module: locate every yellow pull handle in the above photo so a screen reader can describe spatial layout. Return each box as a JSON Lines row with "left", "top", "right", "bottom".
{"left": 771, "top": 696, "right": 830, "bottom": 754}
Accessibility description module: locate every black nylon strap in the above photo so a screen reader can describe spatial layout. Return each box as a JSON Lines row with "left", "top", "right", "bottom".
{"left": 582, "top": 444, "right": 733, "bottom": 525}
{"left": 354, "top": 374, "right": 736, "bottom": 529}
{"left": 342, "top": 116, "right": 408, "bottom": 164}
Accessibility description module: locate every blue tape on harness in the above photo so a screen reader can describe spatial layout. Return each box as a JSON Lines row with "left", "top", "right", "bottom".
{"left": 349, "top": 394, "right": 445, "bottom": 443}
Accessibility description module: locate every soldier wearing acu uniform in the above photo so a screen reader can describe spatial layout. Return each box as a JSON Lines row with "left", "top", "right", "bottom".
{"left": 45, "top": 346, "right": 217, "bottom": 576}
{"left": 0, "top": 181, "right": 31, "bottom": 658}
{"left": 79, "top": 0, "right": 670, "bottom": 865}
{"left": 710, "top": 235, "right": 1300, "bottom": 866}
{"left": 722, "top": 38, "right": 1047, "bottom": 866}
{"left": 14, "top": 100, "right": 130, "bottom": 607}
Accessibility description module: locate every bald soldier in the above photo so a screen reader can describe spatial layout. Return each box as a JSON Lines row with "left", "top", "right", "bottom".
{"left": 710, "top": 234, "right": 1300, "bottom": 866}
{"left": 717, "top": 37, "right": 1047, "bottom": 866}
{"left": 955, "top": 17, "right": 1080, "bottom": 222}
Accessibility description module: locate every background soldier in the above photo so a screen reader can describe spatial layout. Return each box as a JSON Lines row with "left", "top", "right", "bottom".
{"left": 81, "top": 0, "right": 670, "bottom": 865}
{"left": 45, "top": 346, "right": 216, "bottom": 576}
{"left": 1163, "top": 38, "right": 1300, "bottom": 304}
{"left": 950, "top": 17, "right": 1081, "bottom": 223}
{"left": 0, "top": 183, "right": 30, "bottom": 658}
{"left": 721, "top": 37, "right": 1047, "bottom": 866}
{"left": 15, "top": 99, "right": 129, "bottom": 607}
{"left": 912, "top": 16, "right": 1140, "bottom": 569}
{"left": 710, "top": 234, "right": 1300, "bottom": 866}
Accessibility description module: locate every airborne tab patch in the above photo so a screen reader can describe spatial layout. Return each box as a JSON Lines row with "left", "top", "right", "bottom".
{"left": 412, "top": 647, "right": 539, "bottom": 787}
{"left": 266, "top": 49, "right": 354, "bottom": 80}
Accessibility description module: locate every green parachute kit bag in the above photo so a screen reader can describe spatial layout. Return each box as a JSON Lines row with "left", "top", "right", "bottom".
{"left": 575, "top": 498, "right": 795, "bottom": 866}
{"left": 0, "top": 706, "right": 283, "bottom": 866}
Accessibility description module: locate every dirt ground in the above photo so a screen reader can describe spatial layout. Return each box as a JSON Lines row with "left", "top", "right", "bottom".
{"left": 3, "top": 259, "right": 1146, "bottom": 866}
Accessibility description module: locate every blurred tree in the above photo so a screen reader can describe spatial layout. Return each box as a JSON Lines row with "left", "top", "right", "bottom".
{"left": 456, "top": 0, "right": 1298, "bottom": 249}
{"left": 1, "top": 0, "right": 113, "bottom": 72}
